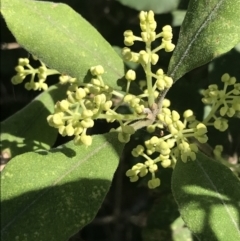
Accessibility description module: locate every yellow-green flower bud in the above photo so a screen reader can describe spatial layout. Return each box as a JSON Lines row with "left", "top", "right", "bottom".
{"left": 139, "top": 167, "right": 148, "bottom": 177}
{"left": 132, "top": 145, "right": 144, "bottom": 157}
{"left": 213, "top": 145, "right": 223, "bottom": 158}
{"left": 65, "top": 124, "right": 75, "bottom": 136}
{"left": 175, "top": 120, "right": 185, "bottom": 130}
{"left": 130, "top": 97, "right": 140, "bottom": 107}
{"left": 147, "top": 125, "right": 156, "bottom": 133}
{"left": 226, "top": 107, "right": 235, "bottom": 117}
{"left": 189, "top": 152, "right": 196, "bottom": 161}
{"left": 165, "top": 42, "right": 175, "bottom": 52}
{"left": 181, "top": 153, "right": 188, "bottom": 163}
{"left": 149, "top": 22, "right": 157, "bottom": 31}
{"left": 162, "top": 25, "right": 172, "bottom": 32}
{"left": 221, "top": 73, "right": 230, "bottom": 82}
{"left": 80, "top": 135, "right": 92, "bottom": 146}
{"left": 150, "top": 136, "right": 159, "bottom": 145}
{"left": 149, "top": 164, "right": 158, "bottom": 173}
{"left": 130, "top": 175, "right": 139, "bottom": 182}
{"left": 168, "top": 124, "right": 178, "bottom": 135}
{"left": 125, "top": 69, "right": 136, "bottom": 81}
{"left": 214, "top": 118, "right": 228, "bottom": 131}
{"left": 58, "top": 125, "right": 66, "bottom": 136}
{"left": 162, "top": 99, "right": 171, "bottom": 107}
{"left": 38, "top": 66, "right": 47, "bottom": 74}
{"left": 59, "top": 75, "right": 70, "bottom": 84}
{"left": 102, "top": 100, "right": 112, "bottom": 111}
{"left": 162, "top": 107, "right": 171, "bottom": 115}
{"left": 52, "top": 113, "right": 64, "bottom": 126}
{"left": 91, "top": 78, "right": 101, "bottom": 86}
{"left": 139, "top": 11, "right": 147, "bottom": 22}
{"left": 18, "top": 58, "right": 29, "bottom": 66}
{"left": 156, "top": 78, "right": 165, "bottom": 90}
{"left": 172, "top": 110, "right": 180, "bottom": 121}
{"left": 135, "top": 105, "right": 144, "bottom": 114}
{"left": 146, "top": 148, "right": 155, "bottom": 155}
{"left": 139, "top": 51, "right": 149, "bottom": 65}
{"left": 161, "top": 159, "right": 171, "bottom": 168}
{"left": 124, "top": 94, "right": 134, "bottom": 103}
{"left": 190, "top": 143, "right": 198, "bottom": 152}
{"left": 81, "top": 118, "right": 94, "bottom": 128}
{"left": 164, "top": 115, "right": 173, "bottom": 125}
{"left": 220, "top": 106, "right": 228, "bottom": 116}
{"left": 82, "top": 109, "right": 93, "bottom": 118}
{"left": 148, "top": 178, "right": 160, "bottom": 189}
{"left": 228, "top": 77, "right": 236, "bottom": 85}
{"left": 150, "top": 53, "right": 159, "bottom": 65}
{"left": 145, "top": 160, "right": 154, "bottom": 166}
{"left": 147, "top": 10, "right": 154, "bottom": 21}
{"left": 15, "top": 66, "right": 25, "bottom": 73}
{"left": 75, "top": 88, "right": 86, "bottom": 100}
{"left": 156, "top": 68, "right": 164, "bottom": 76}
{"left": 183, "top": 109, "right": 194, "bottom": 119}
{"left": 126, "top": 169, "right": 137, "bottom": 177}
{"left": 166, "top": 139, "right": 176, "bottom": 148}
{"left": 179, "top": 141, "right": 190, "bottom": 152}
{"left": 124, "top": 36, "right": 135, "bottom": 46}
{"left": 197, "top": 134, "right": 208, "bottom": 143}
{"left": 74, "top": 126, "right": 83, "bottom": 135}
{"left": 59, "top": 100, "right": 69, "bottom": 111}
{"left": 164, "top": 76, "right": 173, "bottom": 87}
{"left": 159, "top": 140, "right": 169, "bottom": 150}
{"left": 150, "top": 32, "right": 156, "bottom": 41}
{"left": 195, "top": 123, "right": 207, "bottom": 136}
{"left": 90, "top": 65, "right": 104, "bottom": 76}
{"left": 163, "top": 32, "right": 173, "bottom": 41}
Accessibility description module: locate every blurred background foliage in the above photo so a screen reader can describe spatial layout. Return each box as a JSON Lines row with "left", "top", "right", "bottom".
{"left": 1, "top": 0, "right": 239, "bottom": 240}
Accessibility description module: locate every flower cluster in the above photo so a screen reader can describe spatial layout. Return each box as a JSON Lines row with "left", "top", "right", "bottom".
{"left": 47, "top": 65, "right": 116, "bottom": 146}
{"left": 122, "top": 10, "right": 175, "bottom": 107}
{"left": 202, "top": 73, "right": 240, "bottom": 131}
{"left": 11, "top": 10, "right": 239, "bottom": 189}
{"left": 125, "top": 101, "right": 209, "bottom": 188}
{"left": 11, "top": 58, "right": 59, "bottom": 91}
{"left": 47, "top": 65, "right": 146, "bottom": 146}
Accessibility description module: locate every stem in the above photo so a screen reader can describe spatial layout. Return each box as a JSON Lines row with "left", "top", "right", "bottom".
{"left": 145, "top": 42, "right": 154, "bottom": 106}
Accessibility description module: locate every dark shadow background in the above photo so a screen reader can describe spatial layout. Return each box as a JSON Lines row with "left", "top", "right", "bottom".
{"left": 1, "top": 0, "right": 240, "bottom": 240}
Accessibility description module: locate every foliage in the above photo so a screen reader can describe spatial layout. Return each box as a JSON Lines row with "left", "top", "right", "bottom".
{"left": 1, "top": 0, "right": 240, "bottom": 240}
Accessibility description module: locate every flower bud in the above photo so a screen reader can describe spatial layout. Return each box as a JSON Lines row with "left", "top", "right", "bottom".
{"left": 125, "top": 69, "right": 136, "bottom": 81}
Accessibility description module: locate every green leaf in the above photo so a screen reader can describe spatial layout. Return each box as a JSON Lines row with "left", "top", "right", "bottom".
{"left": 1, "top": 132, "right": 124, "bottom": 241}
{"left": 117, "top": 0, "right": 180, "bottom": 14}
{"left": 168, "top": 0, "right": 240, "bottom": 81}
{"left": 0, "top": 84, "right": 67, "bottom": 158}
{"left": 1, "top": 0, "right": 124, "bottom": 90}
{"left": 172, "top": 151, "right": 240, "bottom": 241}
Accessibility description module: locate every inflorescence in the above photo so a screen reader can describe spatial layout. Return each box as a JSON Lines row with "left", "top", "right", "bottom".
{"left": 12, "top": 11, "right": 240, "bottom": 188}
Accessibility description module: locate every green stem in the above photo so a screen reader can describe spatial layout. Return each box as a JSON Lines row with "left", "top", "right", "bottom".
{"left": 145, "top": 42, "right": 154, "bottom": 106}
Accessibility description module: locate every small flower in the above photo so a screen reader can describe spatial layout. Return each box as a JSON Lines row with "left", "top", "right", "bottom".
{"left": 148, "top": 178, "right": 160, "bottom": 189}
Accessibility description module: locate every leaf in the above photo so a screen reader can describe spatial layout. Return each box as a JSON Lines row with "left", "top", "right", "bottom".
{"left": 168, "top": 0, "right": 240, "bottom": 81}
{"left": 1, "top": 0, "right": 124, "bottom": 90}
{"left": 1, "top": 132, "right": 124, "bottom": 241}
{"left": 0, "top": 84, "right": 68, "bottom": 158}
{"left": 171, "top": 151, "right": 240, "bottom": 241}
{"left": 117, "top": 0, "right": 180, "bottom": 14}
